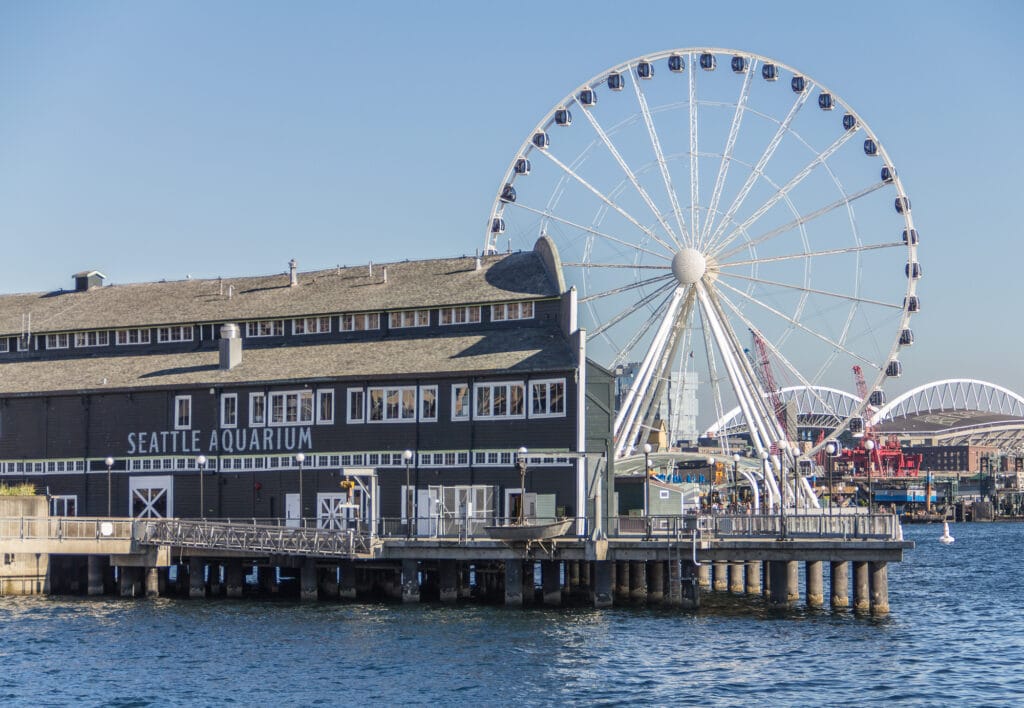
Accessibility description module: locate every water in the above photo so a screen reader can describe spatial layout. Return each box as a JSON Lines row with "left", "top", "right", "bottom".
{"left": 2, "top": 523, "right": 1023, "bottom": 706}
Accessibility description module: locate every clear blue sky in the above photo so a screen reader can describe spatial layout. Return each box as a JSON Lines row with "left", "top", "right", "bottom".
{"left": 1, "top": 0, "right": 1021, "bottom": 396}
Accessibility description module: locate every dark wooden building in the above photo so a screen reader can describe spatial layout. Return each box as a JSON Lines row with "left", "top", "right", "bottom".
{"left": 0, "top": 238, "right": 615, "bottom": 532}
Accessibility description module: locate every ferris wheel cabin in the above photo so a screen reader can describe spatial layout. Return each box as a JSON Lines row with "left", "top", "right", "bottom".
{"left": 668, "top": 54, "right": 685, "bottom": 73}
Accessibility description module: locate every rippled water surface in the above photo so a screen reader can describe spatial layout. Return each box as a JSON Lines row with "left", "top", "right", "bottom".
{"left": 2, "top": 523, "right": 1022, "bottom": 706}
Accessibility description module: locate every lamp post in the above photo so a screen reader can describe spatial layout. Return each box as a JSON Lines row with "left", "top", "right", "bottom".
{"left": 759, "top": 450, "right": 769, "bottom": 513}
{"left": 196, "top": 454, "right": 207, "bottom": 519}
{"left": 777, "top": 440, "right": 789, "bottom": 540}
{"left": 863, "top": 439, "right": 875, "bottom": 513}
{"left": 403, "top": 449, "right": 414, "bottom": 538}
{"left": 706, "top": 456, "right": 715, "bottom": 510}
{"left": 295, "top": 452, "right": 305, "bottom": 527}
{"left": 516, "top": 446, "right": 528, "bottom": 525}
{"left": 825, "top": 442, "right": 837, "bottom": 516}
{"left": 642, "top": 443, "right": 652, "bottom": 519}
{"left": 732, "top": 453, "right": 740, "bottom": 510}
{"left": 104, "top": 456, "right": 114, "bottom": 517}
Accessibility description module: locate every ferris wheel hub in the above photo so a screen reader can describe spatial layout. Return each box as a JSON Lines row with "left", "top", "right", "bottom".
{"left": 672, "top": 248, "right": 707, "bottom": 285}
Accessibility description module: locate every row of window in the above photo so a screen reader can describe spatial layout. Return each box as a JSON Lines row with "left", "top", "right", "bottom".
{"left": 347, "top": 380, "right": 565, "bottom": 423}
{"left": 0, "top": 452, "right": 575, "bottom": 476}
{"left": 173, "top": 379, "right": 566, "bottom": 430}
{"left": 2, "top": 301, "right": 538, "bottom": 353}
{"left": 175, "top": 389, "right": 336, "bottom": 430}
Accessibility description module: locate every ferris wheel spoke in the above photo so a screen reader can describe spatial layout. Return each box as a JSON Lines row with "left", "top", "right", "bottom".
{"left": 715, "top": 288, "right": 858, "bottom": 418}
{"left": 713, "top": 278, "right": 885, "bottom": 366}
{"left": 579, "top": 273, "right": 675, "bottom": 304}
{"left": 564, "top": 262, "right": 672, "bottom": 270}
{"left": 714, "top": 182, "right": 888, "bottom": 261}
{"left": 717, "top": 270, "right": 902, "bottom": 309}
{"left": 707, "top": 128, "right": 860, "bottom": 255}
{"left": 535, "top": 148, "right": 678, "bottom": 255}
{"left": 587, "top": 281, "right": 677, "bottom": 339}
{"left": 629, "top": 68, "right": 690, "bottom": 245}
{"left": 721, "top": 241, "right": 902, "bottom": 269}
{"left": 609, "top": 287, "right": 682, "bottom": 369}
{"left": 573, "top": 96, "right": 683, "bottom": 248}
{"left": 688, "top": 55, "right": 700, "bottom": 244}
{"left": 699, "top": 61, "right": 755, "bottom": 249}
{"left": 509, "top": 201, "right": 671, "bottom": 261}
{"left": 698, "top": 306, "right": 731, "bottom": 443}
{"left": 705, "top": 85, "right": 814, "bottom": 248}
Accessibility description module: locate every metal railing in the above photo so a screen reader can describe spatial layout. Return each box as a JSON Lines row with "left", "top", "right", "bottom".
{"left": 0, "top": 516, "right": 136, "bottom": 541}
{"left": 611, "top": 511, "right": 901, "bottom": 541}
{"left": 136, "top": 518, "right": 377, "bottom": 558}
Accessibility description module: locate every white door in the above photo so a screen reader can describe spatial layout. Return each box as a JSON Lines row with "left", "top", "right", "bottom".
{"left": 317, "top": 494, "right": 350, "bottom": 530}
{"left": 130, "top": 476, "right": 173, "bottom": 518}
{"left": 417, "top": 488, "right": 438, "bottom": 537}
{"left": 285, "top": 493, "right": 300, "bottom": 527}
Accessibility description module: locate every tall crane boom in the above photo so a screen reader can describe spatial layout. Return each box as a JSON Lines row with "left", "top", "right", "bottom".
{"left": 751, "top": 330, "right": 787, "bottom": 437}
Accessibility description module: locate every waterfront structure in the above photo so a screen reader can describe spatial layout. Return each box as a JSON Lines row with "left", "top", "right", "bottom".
{"left": 0, "top": 238, "right": 615, "bottom": 529}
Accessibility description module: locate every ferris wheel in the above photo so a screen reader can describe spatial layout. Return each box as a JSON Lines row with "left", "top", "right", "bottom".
{"left": 484, "top": 48, "right": 920, "bottom": 490}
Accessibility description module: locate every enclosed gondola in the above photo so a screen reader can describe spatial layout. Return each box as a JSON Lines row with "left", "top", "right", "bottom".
{"left": 606, "top": 72, "right": 625, "bottom": 91}
{"left": 532, "top": 131, "right": 550, "bottom": 149}
{"left": 636, "top": 61, "right": 654, "bottom": 79}
{"left": 869, "top": 390, "right": 886, "bottom": 407}
{"left": 881, "top": 166, "right": 895, "bottom": 183}
{"left": 791, "top": 76, "right": 806, "bottom": 93}
{"left": 863, "top": 139, "right": 878, "bottom": 156}
{"left": 843, "top": 113, "right": 857, "bottom": 130}
{"left": 904, "top": 296, "right": 921, "bottom": 313}
{"left": 491, "top": 218, "right": 505, "bottom": 235}
{"left": 905, "top": 262, "right": 922, "bottom": 279}
{"left": 895, "top": 197, "right": 911, "bottom": 214}
{"left": 500, "top": 184, "right": 516, "bottom": 203}
{"left": 668, "top": 54, "right": 685, "bottom": 73}
{"left": 818, "top": 92, "right": 834, "bottom": 110}
{"left": 886, "top": 360, "right": 903, "bottom": 378}
{"left": 578, "top": 88, "right": 597, "bottom": 107}
{"left": 899, "top": 329, "right": 915, "bottom": 346}
{"left": 902, "top": 229, "right": 918, "bottom": 245}
{"left": 554, "top": 108, "right": 572, "bottom": 127}
{"left": 761, "top": 63, "right": 778, "bottom": 81}
{"left": 514, "top": 157, "right": 531, "bottom": 175}
{"left": 731, "top": 56, "right": 747, "bottom": 73}
{"left": 699, "top": 53, "right": 716, "bottom": 71}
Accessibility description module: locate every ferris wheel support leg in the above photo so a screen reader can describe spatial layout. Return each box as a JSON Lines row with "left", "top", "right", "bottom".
{"left": 614, "top": 288, "right": 686, "bottom": 457}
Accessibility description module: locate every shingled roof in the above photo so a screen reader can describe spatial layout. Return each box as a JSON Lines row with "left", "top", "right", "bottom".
{"left": 0, "top": 326, "right": 577, "bottom": 396}
{"left": 0, "top": 251, "right": 559, "bottom": 337}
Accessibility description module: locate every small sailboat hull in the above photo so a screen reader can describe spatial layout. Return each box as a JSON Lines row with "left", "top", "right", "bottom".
{"left": 484, "top": 519, "right": 574, "bottom": 541}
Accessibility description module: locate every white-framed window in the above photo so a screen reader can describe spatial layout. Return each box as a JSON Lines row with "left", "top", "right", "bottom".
{"left": 340, "top": 313, "right": 380, "bottom": 332}
{"left": 269, "top": 390, "right": 314, "bottom": 426}
{"left": 50, "top": 495, "right": 78, "bottom": 516}
{"left": 221, "top": 393, "right": 238, "bottom": 428}
{"left": 249, "top": 392, "right": 266, "bottom": 427}
{"left": 174, "top": 395, "right": 192, "bottom": 430}
{"left": 452, "top": 384, "right": 470, "bottom": 421}
{"left": 158, "top": 326, "right": 193, "bottom": 343}
{"left": 45, "top": 333, "right": 70, "bottom": 349}
{"left": 116, "top": 328, "right": 151, "bottom": 345}
{"left": 74, "top": 331, "right": 109, "bottom": 348}
{"left": 316, "top": 389, "right": 334, "bottom": 424}
{"left": 388, "top": 309, "right": 430, "bottom": 329}
{"left": 0, "top": 338, "right": 8, "bottom": 353}
{"left": 368, "top": 386, "right": 417, "bottom": 422}
{"left": 293, "top": 316, "right": 332, "bottom": 335}
{"left": 474, "top": 382, "right": 525, "bottom": 419}
{"left": 439, "top": 306, "right": 482, "bottom": 326}
{"left": 16, "top": 336, "right": 30, "bottom": 352}
{"left": 491, "top": 301, "right": 535, "bottom": 322}
{"left": 530, "top": 379, "right": 566, "bottom": 418}
{"left": 420, "top": 386, "right": 438, "bottom": 422}
{"left": 245, "top": 320, "right": 284, "bottom": 338}
{"left": 347, "top": 389, "right": 365, "bottom": 423}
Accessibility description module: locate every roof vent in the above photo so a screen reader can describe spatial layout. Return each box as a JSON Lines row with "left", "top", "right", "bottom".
{"left": 382, "top": 266, "right": 388, "bottom": 283}
{"left": 289, "top": 259, "right": 298, "bottom": 287}
{"left": 72, "top": 270, "right": 106, "bottom": 292}
{"left": 219, "top": 323, "right": 242, "bottom": 370}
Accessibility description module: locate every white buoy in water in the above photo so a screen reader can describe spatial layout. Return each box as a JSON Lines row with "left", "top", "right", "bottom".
{"left": 939, "top": 521, "right": 955, "bottom": 545}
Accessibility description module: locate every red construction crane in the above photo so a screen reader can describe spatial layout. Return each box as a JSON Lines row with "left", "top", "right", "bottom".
{"left": 752, "top": 330, "right": 787, "bottom": 438}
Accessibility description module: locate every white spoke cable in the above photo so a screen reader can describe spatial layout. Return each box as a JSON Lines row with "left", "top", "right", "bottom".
{"left": 688, "top": 57, "right": 700, "bottom": 244}
{"left": 563, "top": 262, "right": 672, "bottom": 270}
{"left": 629, "top": 67, "right": 689, "bottom": 246}
{"left": 720, "top": 241, "right": 902, "bottom": 269}
{"left": 588, "top": 281, "right": 677, "bottom": 339}
{"left": 574, "top": 95, "right": 683, "bottom": 248}
{"left": 714, "top": 181, "right": 888, "bottom": 261}
{"left": 510, "top": 201, "right": 671, "bottom": 261}
{"left": 536, "top": 148, "right": 679, "bottom": 255}
{"left": 707, "top": 127, "right": 860, "bottom": 255}
{"left": 609, "top": 289, "right": 676, "bottom": 368}
{"left": 699, "top": 60, "right": 755, "bottom": 248}
{"left": 717, "top": 270, "right": 903, "bottom": 309}
{"left": 579, "top": 273, "right": 675, "bottom": 304}
{"left": 714, "top": 277, "right": 883, "bottom": 367}
{"left": 706, "top": 84, "right": 814, "bottom": 248}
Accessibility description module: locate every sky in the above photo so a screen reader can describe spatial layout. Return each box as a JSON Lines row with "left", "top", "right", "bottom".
{"left": 1, "top": 0, "right": 1021, "bottom": 399}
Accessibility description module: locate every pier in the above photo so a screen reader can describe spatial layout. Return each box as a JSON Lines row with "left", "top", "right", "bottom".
{"left": 0, "top": 508, "right": 908, "bottom": 615}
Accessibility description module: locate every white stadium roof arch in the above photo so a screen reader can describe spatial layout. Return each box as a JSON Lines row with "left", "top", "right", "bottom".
{"left": 704, "top": 386, "right": 862, "bottom": 439}
{"left": 869, "top": 379, "right": 1024, "bottom": 425}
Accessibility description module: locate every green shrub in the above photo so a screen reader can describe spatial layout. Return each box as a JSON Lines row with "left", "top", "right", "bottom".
{"left": 0, "top": 483, "right": 38, "bottom": 496}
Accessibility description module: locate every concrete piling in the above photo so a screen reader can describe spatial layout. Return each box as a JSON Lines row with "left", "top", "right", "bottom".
{"left": 681, "top": 561, "right": 700, "bottom": 609}
{"left": 806, "top": 560, "right": 824, "bottom": 608}
{"left": 542, "top": 561, "right": 562, "bottom": 606}
{"left": 830, "top": 561, "right": 849, "bottom": 609}
{"left": 647, "top": 561, "right": 664, "bottom": 603}
{"left": 870, "top": 561, "right": 889, "bottom": 616}
{"left": 439, "top": 560, "right": 458, "bottom": 603}
{"left": 401, "top": 559, "right": 420, "bottom": 604}
{"left": 712, "top": 561, "right": 728, "bottom": 592}
{"left": 729, "top": 562, "right": 744, "bottom": 594}
{"left": 745, "top": 561, "right": 761, "bottom": 595}
{"left": 189, "top": 558, "right": 206, "bottom": 599}
{"left": 87, "top": 556, "right": 106, "bottom": 596}
{"left": 629, "top": 561, "right": 647, "bottom": 603}
{"left": 225, "top": 560, "right": 245, "bottom": 598}
{"left": 853, "top": 561, "right": 870, "bottom": 613}
{"left": 592, "top": 561, "right": 613, "bottom": 608}
{"left": 505, "top": 560, "right": 523, "bottom": 607}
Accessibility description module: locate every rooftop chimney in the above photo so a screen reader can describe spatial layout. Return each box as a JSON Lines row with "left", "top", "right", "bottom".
{"left": 289, "top": 259, "right": 298, "bottom": 287}
{"left": 219, "top": 323, "right": 242, "bottom": 370}
{"left": 72, "top": 270, "right": 106, "bottom": 292}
